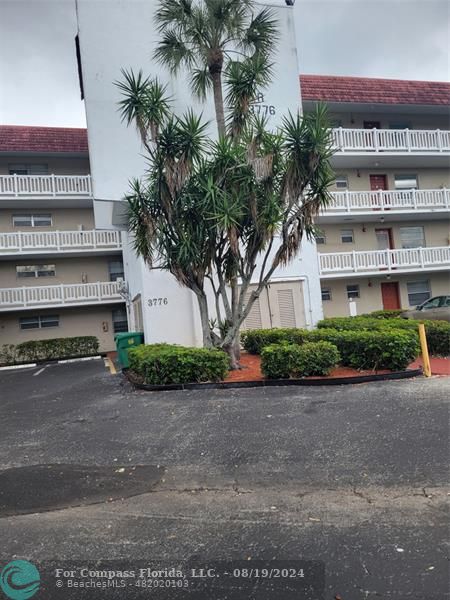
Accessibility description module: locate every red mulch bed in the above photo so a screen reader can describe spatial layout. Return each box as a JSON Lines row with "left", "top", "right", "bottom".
{"left": 224, "top": 352, "right": 449, "bottom": 383}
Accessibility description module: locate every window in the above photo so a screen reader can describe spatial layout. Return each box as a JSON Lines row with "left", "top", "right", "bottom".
{"left": 112, "top": 307, "right": 128, "bottom": 333}
{"left": 321, "top": 287, "right": 332, "bottom": 301}
{"left": 16, "top": 265, "right": 55, "bottom": 278}
{"left": 19, "top": 315, "right": 59, "bottom": 330}
{"left": 335, "top": 175, "right": 348, "bottom": 190}
{"left": 407, "top": 280, "right": 430, "bottom": 306}
{"left": 9, "top": 163, "right": 48, "bottom": 175}
{"left": 12, "top": 214, "right": 52, "bottom": 227}
{"left": 314, "top": 230, "right": 326, "bottom": 245}
{"left": 341, "top": 229, "right": 354, "bottom": 243}
{"left": 389, "top": 122, "right": 412, "bottom": 130}
{"left": 400, "top": 226, "right": 425, "bottom": 249}
{"left": 395, "top": 174, "right": 418, "bottom": 190}
{"left": 109, "top": 260, "right": 124, "bottom": 282}
{"left": 346, "top": 284, "right": 360, "bottom": 299}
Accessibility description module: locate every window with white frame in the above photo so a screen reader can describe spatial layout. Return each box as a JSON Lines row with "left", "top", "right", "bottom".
{"left": 108, "top": 260, "right": 124, "bottom": 282}
{"left": 407, "top": 280, "right": 430, "bottom": 306}
{"left": 335, "top": 175, "right": 348, "bottom": 190}
{"left": 19, "top": 315, "right": 59, "bottom": 330}
{"left": 16, "top": 264, "right": 55, "bottom": 278}
{"left": 9, "top": 163, "right": 48, "bottom": 175}
{"left": 12, "top": 214, "right": 52, "bottom": 227}
{"left": 400, "top": 226, "right": 425, "bottom": 249}
{"left": 321, "top": 287, "right": 332, "bottom": 301}
{"left": 112, "top": 307, "right": 128, "bottom": 333}
{"left": 395, "top": 174, "right": 418, "bottom": 190}
{"left": 341, "top": 229, "right": 354, "bottom": 243}
{"left": 346, "top": 284, "right": 360, "bottom": 299}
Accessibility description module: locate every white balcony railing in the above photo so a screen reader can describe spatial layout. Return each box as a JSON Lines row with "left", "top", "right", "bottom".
{"left": 0, "top": 281, "right": 124, "bottom": 311}
{"left": 325, "top": 188, "right": 450, "bottom": 213}
{"left": 332, "top": 128, "right": 450, "bottom": 153}
{"left": 0, "top": 230, "right": 122, "bottom": 255}
{"left": 0, "top": 174, "right": 92, "bottom": 198}
{"left": 319, "top": 246, "right": 450, "bottom": 277}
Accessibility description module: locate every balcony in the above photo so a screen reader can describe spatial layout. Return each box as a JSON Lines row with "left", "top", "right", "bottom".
{"left": 319, "top": 188, "right": 449, "bottom": 222}
{"left": 319, "top": 246, "right": 450, "bottom": 279}
{"left": 0, "top": 174, "right": 93, "bottom": 208}
{"left": 0, "top": 281, "right": 125, "bottom": 312}
{"left": 331, "top": 128, "right": 450, "bottom": 168}
{"left": 0, "top": 229, "right": 122, "bottom": 259}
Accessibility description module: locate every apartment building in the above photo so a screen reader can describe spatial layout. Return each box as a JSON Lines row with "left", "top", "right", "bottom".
{"left": 301, "top": 75, "right": 450, "bottom": 317}
{"left": 0, "top": 125, "right": 127, "bottom": 352}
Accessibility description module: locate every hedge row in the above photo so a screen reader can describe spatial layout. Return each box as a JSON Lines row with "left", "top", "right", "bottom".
{"left": 317, "top": 317, "right": 449, "bottom": 357}
{"left": 362, "top": 309, "right": 404, "bottom": 319}
{"left": 241, "top": 327, "right": 419, "bottom": 371}
{"left": 0, "top": 336, "right": 100, "bottom": 364}
{"left": 128, "top": 343, "right": 230, "bottom": 385}
{"left": 261, "top": 341, "right": 340, "bottom": 379}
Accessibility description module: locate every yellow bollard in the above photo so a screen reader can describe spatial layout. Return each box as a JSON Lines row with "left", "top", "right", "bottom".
{"left": 418, "top": 323, "right": 431, "bottom": 377}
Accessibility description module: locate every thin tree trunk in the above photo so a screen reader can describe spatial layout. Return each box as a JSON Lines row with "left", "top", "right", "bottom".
{"left": 196, "top": 293, "right": 213, "bottom": 348}
{"left": 211, "top": 70, "right": 226, "bottom": 137}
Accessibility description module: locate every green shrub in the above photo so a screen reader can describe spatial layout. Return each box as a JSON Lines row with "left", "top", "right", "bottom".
{"left": 362, "top": 309, "right": 404, "bottom": 319}
{"left": 16, "top": 336, "right": 99, "bottom": 362}
{"left": 128, "top": 343, "right": 230, "bottom": 385}
{"left": 240, "top": 328, "right": 308, "bottom": 354}
{"left": 307, "top": 328, "right": 419, "bottom": 371}
{"left": 242, "top": 326, "right": 419, "bottom": 370}
{"left": 261, "top": 341, "right": 340, "bottom": 379}
{"left": 0, "top": 344, "right": 18, "bottom": 366}
{"left": 318, "top": 316, "right": 449, "bottom": 357}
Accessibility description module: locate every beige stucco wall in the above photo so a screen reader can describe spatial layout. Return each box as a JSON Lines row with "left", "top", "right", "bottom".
{"left": 317, "top": 221, "right": 449, "bottom": 254}
{"left": 0, "top": 208, "right": 95, "bottom": 232}
{"left": 330, "top": 168, "right": 450, "bottom": 192}
{"left": 0, "top": 156, "right": 90, "bottom": 175}
{"left": 0, "top": 304, "right": 124, "bottom": 352}
{"left": 0, "top": 255, "right": 122, "bottom": 287}
{"left": 321, "top": 272, "right": 449, "bottom": 317}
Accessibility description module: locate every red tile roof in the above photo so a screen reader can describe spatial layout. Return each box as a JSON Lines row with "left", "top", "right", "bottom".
{"left": 300, "top": 74, "right": 450, "bottom": 106}
{"left": 0, "top": 125, "right": 88, "bottom": 154}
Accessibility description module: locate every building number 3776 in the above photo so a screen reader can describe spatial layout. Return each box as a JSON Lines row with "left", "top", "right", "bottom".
{"left": 147, "top": 297, "right": 169, "bottom": 307}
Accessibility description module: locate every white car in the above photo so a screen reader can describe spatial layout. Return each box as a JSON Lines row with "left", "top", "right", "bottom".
{"left": 401, "top": 295, "right": 450, "bottom": 322}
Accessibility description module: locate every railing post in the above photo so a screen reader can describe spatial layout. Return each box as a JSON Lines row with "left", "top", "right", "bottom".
{"left": 444, "top": 187, "right": 449, "bottom": 210}
{"left": 373, "top": 128, "right": 379, "bottom": 152}
{"left": 22, "top": 286, "right": 27, "bottom": 307}
{"left": 405, "top": 128, "right": 411, "bottom": 152}
{"left": 60, "top": 283, "right": 65, "bottom": 303}
{"left": 352, "top": 250, "right": 357, "bottom": 272}
{"left": 387, "top": 250, "right": 391, "bottom": 271}
{"left": 345, "top": 190, "right": 350, "bottom": 212}
{"left": 378, "top": 188, "right": 383, "bottom": 209}
{"left": 97, "top": 281, "right": 101, "bottom": 300}
{"left": 13, "top": 173, "right": 18, "bottom": 197}
{"left": 338, "top": 127, "right": 344, "bottom": 151}
{"left": 419, "top": 247, "right": 424, "bottom": 269}
{"left": 437, "top": 129, "right": 442, "bottom": 152}
{"left": 411, "top": 188, "right": 417, "bottom": 209}
{"left": 51, "top": 174, "right": 56, "bottom": 197}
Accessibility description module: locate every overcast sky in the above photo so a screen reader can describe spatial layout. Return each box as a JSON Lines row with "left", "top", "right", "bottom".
{"left": 0, "top": 0, "right": 448, "bottom": 127}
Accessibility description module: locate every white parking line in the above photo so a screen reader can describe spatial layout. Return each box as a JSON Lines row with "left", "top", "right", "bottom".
{"left": 33, "top": 367, "right": 46, "bottom": 377}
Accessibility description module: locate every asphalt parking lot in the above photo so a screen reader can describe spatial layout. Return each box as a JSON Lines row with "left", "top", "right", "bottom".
{"left": 0, "top": 360, "right": 448, "bottom": 599}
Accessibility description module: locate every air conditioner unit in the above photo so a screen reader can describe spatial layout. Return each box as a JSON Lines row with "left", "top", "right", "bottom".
{"left": 78, "top": 224, "right": 84, "bottom": 231}
{"left": 81, "top": 272, "right": 88, "bottom": 283}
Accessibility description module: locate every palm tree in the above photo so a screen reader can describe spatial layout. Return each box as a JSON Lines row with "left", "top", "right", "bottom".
{"left": 154, "top": 0, "right": 277, "bottom": 137}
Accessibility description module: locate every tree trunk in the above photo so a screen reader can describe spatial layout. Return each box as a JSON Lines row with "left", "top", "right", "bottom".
{"left": 210, "top": 69, "right": 226, "bottom": 137}
{"left": 196, "top": 292, "right": 213, "bottom": 348}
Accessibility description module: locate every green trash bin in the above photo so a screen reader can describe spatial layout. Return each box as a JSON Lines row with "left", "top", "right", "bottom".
{"left": 115, "top": 331, "right": 144, "bottom": 368}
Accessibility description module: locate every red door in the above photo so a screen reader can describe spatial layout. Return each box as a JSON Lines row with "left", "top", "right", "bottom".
{"left": 370, "top": 174, "right": 388, "bottom": 210}
{"left": 381, "top": 282, "right": 401, "bottom": 310}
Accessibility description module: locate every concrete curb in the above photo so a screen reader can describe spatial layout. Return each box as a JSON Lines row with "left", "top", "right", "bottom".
{"left": 0, "top": 355, "right": 103, "bottom": 371}
{"left": 125, "top": 367, "right": 423, "bottom": 392}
